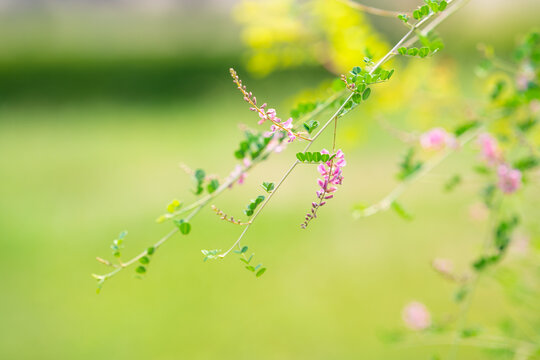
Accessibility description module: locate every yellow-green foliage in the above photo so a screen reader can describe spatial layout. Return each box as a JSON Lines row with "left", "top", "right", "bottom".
{"left": 234, "top": 0, "right": 389, "bottom": 76}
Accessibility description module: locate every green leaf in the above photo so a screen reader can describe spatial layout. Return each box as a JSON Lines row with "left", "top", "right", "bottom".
{"left": 419, "top": 47, "right": 430, "bottom": 58}
{"left": 444, "top": 174, "right": 461, "bottom": 192}
{"left": 207, "top": 179, "right": 219, "bottom": 194}
{"left": 407, "top": 47, "right": 419, "bottom": 56}
{"left": 147, "top": 246, "right": 155, "bottom": 255}
{"left": 413, "top": 9, "right": 421, "bottom": 19}
{"left": 398, "top": 47, "right": 407, "bottom": 55}
{"left": 352, "top": 93, "right": 362, "bottom": 104}
{"left": 513, "top": 156, "right": 539, "bottom": 171}
{"left": 397, "top": 14, "right": 408, "bottom": 23}
{"left": 321, "top": 154, "right": 330, "bottom": 162}
{"left": 296, "top": 152, "right": 305, "bottom": 161}
{"left": 303, "top": 120, "right": 319, "bottom": 134}
{"left": 351, "top": 66, "right": 362, "bottom": 75}
{"left": 420, "top": 5, "right": 429, "bottom": 15}
{"left": 362, "top": 88, "right": 371, "bottom": 100}
{"left": 313, "top": 152, "right": 322, "bottom": 162}
{"left": 261, "top": 181, "right": 275, "bottom": 193}
{"left": 439, "top": 1, "right": 448, "bottom": 11}
{"left": 174, "top": 220, "right": 191, "bottom": 235}
{"left": 391, "top": 201, "right": 413, "bottom": 221}
{"left": 453, "top": 121, "right": 480, "bottom": 136}
{"left": 305, "top": 152, "right": 313, "bottom": 162}
{"left": 461, "top": 328, "right": 480, "bottom": 338}
{"left": 256, "top": 267, "right": 267, "bottom": 277}
{"left": 135, "top": 266, "right": 146, "bottom": 274}
{"left": 139, "top": 256, "right": 150, "bottom": 265}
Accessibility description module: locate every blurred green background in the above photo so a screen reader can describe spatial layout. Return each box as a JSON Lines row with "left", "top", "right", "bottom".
{"left": 1, "top": 1, "right": 539, "bottom": 359}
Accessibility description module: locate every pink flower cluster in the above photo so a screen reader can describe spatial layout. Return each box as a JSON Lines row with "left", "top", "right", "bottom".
{"left": 477, "top": 132, "right": 522, "bottom": 194}
{"left": 402, "top": 301, "right": 431, "bottom": 331}
{"left": 497, "top": 164, "right": 522, "bottom": 194}
{"left": 477, "top": 133, "right": 502, "bottom": 164}
{"left": 419, "top": 127, "right": 456, "bottom": 151}
{"left": 301, "top": 149, "right": 346, "bottom": 229}
{"left": 255, "top": 105, "right": 297, "bottom": 142}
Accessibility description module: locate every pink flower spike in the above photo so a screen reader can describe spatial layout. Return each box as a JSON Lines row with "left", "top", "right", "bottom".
{"left": 477, "top": 133, "right": 502, "bottom": 164}
{"left": 402, "top": 302, "right": 431, "bottom": 331}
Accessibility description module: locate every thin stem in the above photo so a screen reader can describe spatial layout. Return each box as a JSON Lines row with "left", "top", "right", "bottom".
{"left": 353, "top": 127, "right": 483, "bottom": 219}
{"left": 448, "top": 198, "right": 503, "bottom": 360}
{"left": 220, "top": 161, "right": 300, "bottom": 257}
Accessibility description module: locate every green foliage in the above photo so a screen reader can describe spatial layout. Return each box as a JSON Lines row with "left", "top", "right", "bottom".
{"left": 238, "top": 247, "right": 267, "bottom": 278}
{"left": 481, "top": 184, "right": 496, "bottom": 208}
{"left": 460, "top": 327, "right": 481, "bottom": 338}
{"left": 296, "top": 151, "right": 335, "bottom": 163}
{"left": 453, "top": 120, "right": 480, "bottom": 136}
{"left": 391, "top": 201, "right": 413, "bottom": 221}
{"left": 174, "top": 219, "right": 191, "bottom": 235}
{"left": 490, "top": 80, "right": 506, "bottom": 100}
{"left": 473, "top": 215, "right": 519, "bottom": 271}
{"left": 494, "top": 216, "right": 519, "bottom": 252}
{"left": 303, "top": 120, "right": 320, "bottom": 134}
{"left": 234, "top": 130, "right": 272, "bottom": 161}
{"left": 444, "top": 174, "right": 461, "bottom": 192}
{"left": 244, "top": 195, "right": 265, "bottom": 217}
{"left": 419, "top": 31, "right": 445, "bottom": 53}
{"left": 512, "top": 156, "right": 539, "bottom": 171}
{"left": 192, "top": 169, "right": 206, "bottom": 195}
{"left": 135, "top": 265, "right": 146, "bottom": 274}
{"left": 201, "top": 249, "right": 221, "bottom": 261}
{"left": 206, "top": 178, "right": 219, "bottom": 194}
{"left": 397, "top": 148, "right": 423, "bottom": 181}
{"left": 111, "top": 230, "right": 127, "bottom": 258}
{"left": 291, "top": 101, "right": 318, "bottom": 120}
{"left": 399, "top": 46, "right": 432, "bottom": 58}
{"left": 397, "top": 14, "right": 409, "bottom": 23}
{"left": 261, "top": 181, "right": 275, "bottom": 193}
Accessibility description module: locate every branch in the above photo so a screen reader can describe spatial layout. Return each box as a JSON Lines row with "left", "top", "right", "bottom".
{"left": 219, "top": 0, "right": 463, "bottom": 257}
{"left": 339, "top": 0, "right": 411, "bottom": 18}
{"left": 353, "top": 126, "right": 483, "bottom": 219}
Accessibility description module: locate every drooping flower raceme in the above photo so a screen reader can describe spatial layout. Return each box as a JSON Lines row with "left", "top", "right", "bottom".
{"left": 230, "top": 68, "right": 306, "bottom": 143}
{"left": 497, "top": 164, "right": 522, "bottom": 194}
{"left": 419, "top": 127, "right": 456, "bottom": 151}
{"left": 301, "top": 149, "right": 346, "bottom": 229}
{"left": 402, "top": 301, "right": 431, "bottom": 331}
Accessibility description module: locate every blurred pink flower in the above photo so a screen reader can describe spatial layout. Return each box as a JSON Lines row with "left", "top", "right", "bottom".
{"left": 497, "top": 164, "right": 522, "bottom": 194}
{"left": 531, "top": 100, "right": 540, "bottom": 114}
{"left": 420, "top": 128, "right": 455, "bottom": 151}
{"left": 403, "top": 301, "right": 431, "bottom": 331}
{"left": 468, "top": 202, "right": 489, "bottom": 222}
{"left": 432, "top": 258, "right": 453, "bottom": 275}
{"left": 510, "top": 232, "right": 530, "bottom": 255}
{"left": 477, "top": 133, "right": 502, "bottom": 164}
